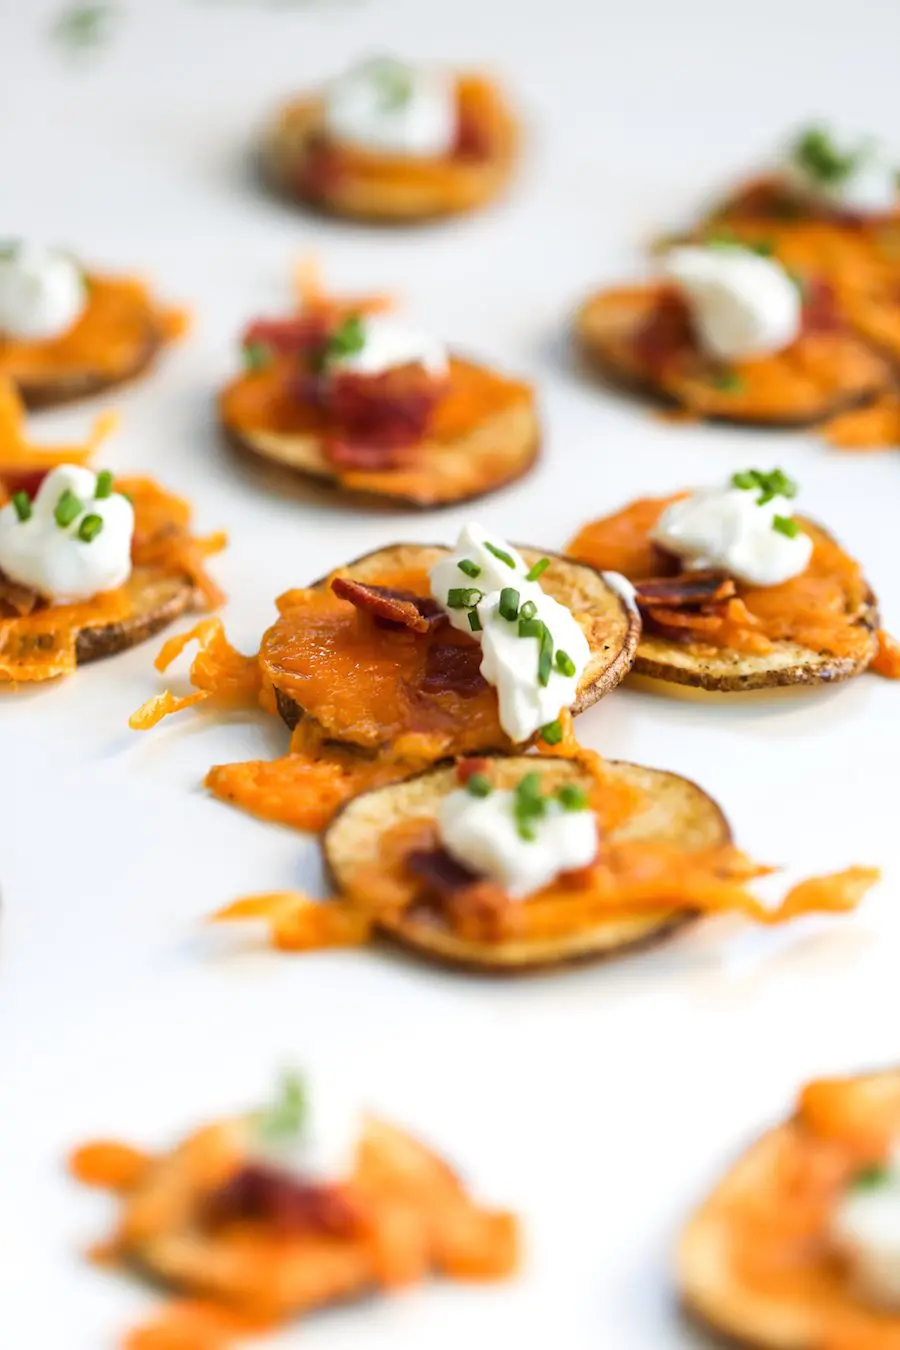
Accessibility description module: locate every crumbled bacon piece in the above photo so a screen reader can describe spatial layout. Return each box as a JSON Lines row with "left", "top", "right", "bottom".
{"left": 802, "top": 277, "right": 842, "bottom": 335}
{"left": 322, "top": 366, "right": 447, "bottom": 452}
{"left": 330, "top": 578, "right": 446, "bottom": 634}
{"left": 205, "top": 1163, "right": 361, "bottom": 1239}
{"left": 407, "top": 847, "right": 481, "bottom": 896}
{"left": 633, "top": 288, "right": 694, "bottom": 371}
{"left": 633, "top": 571, "right": 736, "bottom": 609}
{"left": 326, "top": 437, "right": 423, "bottom": 471}
{"left": 420, "top": 643, "right": 488, "bottom": 697}
{"left": 453, "top": 103, "right": 493, "bottom": 160}
{"left": 242, "top": 312, "right": 332, "bottom": 359}
{"left": 456, "top": 757, "right": 491, "bottom": 785}
{"left": 0, "top": 468, "right": 50, "bottom": 499}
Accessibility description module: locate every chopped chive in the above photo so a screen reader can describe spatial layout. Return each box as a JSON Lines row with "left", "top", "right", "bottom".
{"left": 526, "top": 557, "right": 550, "bottom": 582}
{"left": 498, "top": 587, "right": 520, "bottom": 622}
{"left": 513, "top": 771, "right": 547, "bottom": 841}
{"left": 77, "top": 513, "right": 104, "bottom": 542}
{"left": 326, "top": 313, "right": 366, "bottom": 362}
{"left": 540, "top": 719, "right": 563, "bottom": 745}
{"left": 467, "top": 609, "right": 483, "bottom": 632}
{"left": 257, "top": 1071, "right": 307, "bottom": 1144}
{"left": 731, "top": 468, "right": 798, "bottom": 505}
{"left": 242, "top": 341, "right": 270, "bottom": 372}
{"left": 772, "top": 514, "right": 800, "bottom": 538}
{"left": 731, "top": 469, "right": 758, "bottom": 489}
{"left": 538, "top": 623, "right": 554, "bottom": 687}
{"left": 520, "top": 599, "right": 537, "bottom": 621}
{"left": 484, "top": 541, "right": 516, "bottom": 568}
{"left": 457, "top": 558, "right": 481, "bottom": 579}
{"left": 466, "top": 772, "right": 492, "bottom": 798}
{"left": 558, "top": 783, "right": 589, "bottom": 811}
{"left": 54, "top": 489, "right": 83, "bottom": 528}
{"left": 94, "top": 469, "right": 114, "bottom": 499}
{"left": 711, "top": 369, "right": 745, "bottom": 392}
{"left": 11, "top": 491, "right": 31, "bottom": 522}
{"left": 446, "top": 587, "right": 483, "bottom": 609}
{"left": 518, "top": 616, "right": 544, "bottom": 640}
{"left": 555, "top": 650, "right": 576, "bottom": 678}
{"left": 852, "top": 1163, "right": 890, "bottom": 1191}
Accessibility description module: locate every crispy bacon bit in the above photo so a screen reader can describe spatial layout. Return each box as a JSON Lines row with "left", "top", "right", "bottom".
{"left": 633, "top": 571, "right": 736, "bottom": 609}
{"left": 205, "top": 1163, "right": 361, "bottom": 1239}
{"left": 326, "top": 437, "right": 424, "bottom": 472}
{"left": 330, "top": 578, "right": 446, "bottom": 634}
{"left": 420, "top": 643, "right": 488, "bottom": 697}
{"left": 633, "top": 288, "right": 694, "bottom": 371}
{"left": 321, "top": 366, "right": 447, "bottom": 454}
{"left": 242, "top": 313, "right": 332, "bottom": 359}
{"left": 407, "top": 846, "right": 481, "bottom": 896}
{"left": 456, "top": 757, "right": 491, "bottom": 785}
{"left": 453, "top": 103, "right": 492, "bottom": 160}
{"left": 0, "top": 570, "right": 39, "bottom": 617}
{"left": 0, "top": 468, "right": 49, "bottom": 499}
{"left": 802, "top": 277, "right": 842, "bottom": 335}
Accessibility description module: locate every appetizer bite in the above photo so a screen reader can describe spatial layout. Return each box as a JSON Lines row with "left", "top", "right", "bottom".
{"left": 222, "top": 263, "right": 538, "bottom": 507}
{"left": 215, "top": 753, "right": 878, "bottom": 971}
{"left": 568, "top": 468, "right": 900, "bottom": 691}
{"left": 0, "top": 240, "right": 186, "bottom": 408}
{"left": 679, "top": 1068, "right": 900, "bottom": 1350}
{"left": 131, "top": 524, "right": 638, "bottom": 830}
{"left": 262, "top": 56, "right": 518, "bottom": 222}
{"left": 0, "top": 389, "right": 224, "bottom": 683}
{"left": 71, "top": 1070, "right": 518, "bottom": 1346}
{"left": 575, "top": 240, "right": 890, "bottom": 426}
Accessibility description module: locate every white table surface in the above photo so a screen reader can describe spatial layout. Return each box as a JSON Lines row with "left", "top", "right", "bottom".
{"left": 3, "top": 1, "right": 900, "bottom": 1345}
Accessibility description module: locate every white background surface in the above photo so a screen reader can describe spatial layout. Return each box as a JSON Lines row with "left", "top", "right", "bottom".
{"left": 2, "top": 1, "right": 899, "bottom": 1345}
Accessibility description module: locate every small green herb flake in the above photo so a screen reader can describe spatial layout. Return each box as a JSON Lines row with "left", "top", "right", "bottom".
{"left": 513, "top": 772, "right": 547, "bottom": 841}
{"left": 555, "top": 650, "right": 576, "bottom": 678}
{"left": 447, "top": 586, "right": 483, "bottom": 610}
{"left": 370, "top": 59, "right": 414, "bottom": 112}
{"left": 466, "top": 772, "right": 492, "bottom": 799}
{"left": 540, "top": 719, "right": 563, "bottom": 745}
{"left": 257, "top": 1071, "right": 307, "bottom": 1144}
{"left": 94, "top": 469, "right": 113, "bottom": 499}
{"left": 852, "top": 1163, "right": 891, "bottom": 1191}
{"left": 557, "top": 782, "right": 588, "bottom": 812}
{"left": 77, "top": 513, "right": 104, "bottom": 543}
{"left": 54, "top": 489, "right": 83, "bottom": 529}
{"left": 793, "top": 126, "right": 858, "bottom": 185}
{"left": 326, "top": 314, "right": 366, "bottom": 363}
{"left": 242, "top": 341, "right": 270, "bottom": 373}
{"left": 457, "top": 558, "right": 481, "bottom": 579}
{"left": 484, "top": 541, "right": 516, "bottom": 569}
{"left": 731, "top": 467, "right": 798, "bottom": 506}
{"left": 519, "top": 599, "right": 537, "bottom": 621}
{"left": 772, "top": 514, "right": 800, "bottom": 538}
{"left": 526, "top": 557, "right": 550, "bottom": 582}
{"left": 711, "top": 369, "right": 745, "bottom": 392}
{"left": 467, "top": 609, "right": 483, "bottom": 633}
{"left": 498, "top": 587, "right": 520, "bottom": 622}
{"left": 11, "top": 492, "right": 31, "bottom": 522}
{"left": 518, "top": 616, "right": 543, "bottom": 640}
{"left": 537, "top": 623, "right": 554, "bottom": 687}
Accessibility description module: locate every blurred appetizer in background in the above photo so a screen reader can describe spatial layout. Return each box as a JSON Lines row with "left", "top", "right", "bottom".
{"left": 0, "top": 385, "right": 224, "bottom": 683}
{"left": 222, "top": 262, "right": 538, "bottom": 508}
{"left": 568, "top": 468, "right": 900, "bottom": 691}
{"left": 679, "top": 1068, "right": 900, "bottom": 1350}
{"left": 0, "top": 240, "right": 187, "bottom": 408}
{"left": 262, "top": 56, "right": 519, "bottom": 222}
{"left": 575, "top": 239, "right": 891, "bottom": 429}
{"left": 70, "top": 1069, "right": 518, "bottom": 1347}
{"left": 130, "top": 523, "right": 638, "bottom": 829}
{"left": 216, "top": 752, "right": 878, "bottom": 969}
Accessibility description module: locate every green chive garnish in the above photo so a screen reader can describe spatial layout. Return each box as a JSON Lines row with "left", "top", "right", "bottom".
{"left": 498, "top": 587, "right": 520, "bottom": 622}
{"left": 518, "top": 616, "right": 544, "bottom": 640}
{"left": 558, "top": 783, "right": 589, "bottom": 811}
{"left": 772, "top": 515, "right": 800, "bottom": 538}
{"left": 458, "top": 558, "right": 481, "bottom": 579}
{"left": 77, "top": 513, "right": 104, "bottom": 542}
{"left": 54, "top": 489, "right": 83, "bottom": 528}
{"left": 468, "top": 609, "right": 483, "bottom": 632}
{"left": 852, "top": 1163, "right": 891, "bottom": 1191}
{"left": 555, "top": 650, "right": 576, "bottom": 678}
{"left": 540, "top": 720, "right": 563, "bottom": 745}
{"left": 242, "top": 341, "right": 270, "bottom": 372}
{"left": 513, "top": 772, "right": 547, "bottom": 842}
{"left": 711, "top": 369, "right": 745, "bottom": 392}
{"left": 793, "top": 126, "right": 858, "bottom": 185}
{"left": 526, "top": 557, "right": 550, "bottom": 582}
{"left": 520, "top": 599, "right": 537, "bottom": 621}
{"left": 326, "top": 314, "right": 366, "bottom": 362}
{"left": 538, "top": 623, "right": 554, "bottom": 687}
{"left": 731, "top": 468, "right": 798, "bottom": 506}
{"left": 11, "top": 491, "right": 31, "bottom": 522}
{"left": 484, "top": 541, "right": 516, "bottom": 569}
{"left": 466, "top": 772, "right": 493, "bottom": 799}
{"left": 257, "top": 1071, "right": 307, "bottom": 1144}
{"left": 94, "top": 469, "right": 114, "bottom": 499}
{"left": 447, "top": 587, "right": 483, "bottom": 609}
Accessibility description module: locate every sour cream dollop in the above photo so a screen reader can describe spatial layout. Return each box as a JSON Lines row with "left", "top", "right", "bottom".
{"left": 663, "top": 245, "right": 801, "bottom": 363}
{"left": 0, "top": 242, "right": 86, "bottom": 341}
{"left": 247, "top": 1070, "right": 361, "bottom": 1184}
{"left": 429, "top": 524, "right": 591, "bottom": 743}
{"left": 784, "top": 125, "right": 899, "bottom": 218}
{"left": 329, "top": 312, "right": 449, "bottom": 379}
{"left": 0, "top": 465, "right": 134, "bottom": 604}
{"left": 324, "top": 57, "right": 457, "bottom": 158}
{"left": 651, "top": 474, "right": 812, "bottom": 587}
{"left": 438, "top": 781, "right": 598, "bottom": 898}
{"left": 831, "top": 1156, "right": 900, "bottom": 1308}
